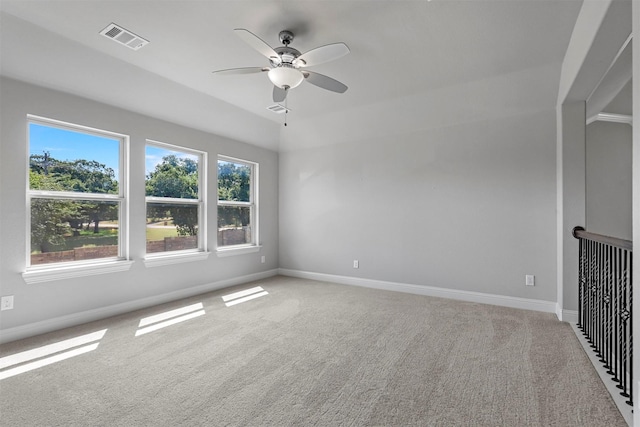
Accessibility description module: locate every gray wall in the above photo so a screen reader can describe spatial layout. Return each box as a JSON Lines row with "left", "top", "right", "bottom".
{"left": 279, "top": 109, "right": 558, "bottom": 302}
{"left": 586, "top": 121, "right": 632, "bottom": 240}
{"left": 0, "top": 78, "right": 279, "bottom": 336}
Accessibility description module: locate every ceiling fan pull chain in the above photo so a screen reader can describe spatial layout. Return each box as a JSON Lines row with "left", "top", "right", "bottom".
{"left": 284, "top": 90, "right": 289, "bottom": 127}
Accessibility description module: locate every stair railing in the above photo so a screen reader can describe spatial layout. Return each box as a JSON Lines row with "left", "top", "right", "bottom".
{"left": 573, "top": 226, "right": 633, "bottom": 406}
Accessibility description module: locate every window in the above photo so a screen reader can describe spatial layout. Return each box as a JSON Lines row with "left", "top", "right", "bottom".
{"left": 217, "top": 156, "right": 258, "bottom": 249}
{"left": 145, "top": 141, "right": 206, "bottom": 256}
{"left": 27, "top": 116, "right": 128, "bottom": 268}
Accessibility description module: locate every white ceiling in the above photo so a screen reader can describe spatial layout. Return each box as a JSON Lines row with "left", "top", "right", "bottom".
{"left": 1, "top": 0, "right": 587, "bottom": 151}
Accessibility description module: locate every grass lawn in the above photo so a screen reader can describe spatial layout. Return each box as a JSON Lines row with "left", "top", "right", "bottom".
{"left": 32, "top": 224, "right": 182, "bottom": 254}
{"left": 34, "top": 230, "right": 118, "bottom": 253}
{"left": 146, "top": 226, "right": 178, "bottom": 241}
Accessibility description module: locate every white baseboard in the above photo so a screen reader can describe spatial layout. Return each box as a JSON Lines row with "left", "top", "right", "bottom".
{"left": 554, "top": 304, "right": 578, "bottom": 323}
{"left": 570, "top": 323, "right": 633, "bottom": 427}
{"left": 560, "top": 309, "right": 578, "bottom": 324}
{"left": 0, "top": 269, "right": 279, "bottom": 344}
{"left": 278, "top": 269, "right": 557, "bottom": 314}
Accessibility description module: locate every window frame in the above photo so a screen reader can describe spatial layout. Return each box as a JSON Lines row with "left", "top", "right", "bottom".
{"left": 216, "top": 155, "right": 259, "bottom": 255}
{"left": 23, "top": 115, "right": 132, "bottom": 283}
{"left": 143, "top": 139, "right": 208, "bottom": 265}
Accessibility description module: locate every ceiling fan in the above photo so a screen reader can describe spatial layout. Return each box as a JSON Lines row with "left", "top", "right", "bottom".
{"left": 213, "top": 29, "right": 350, "bottom": 103}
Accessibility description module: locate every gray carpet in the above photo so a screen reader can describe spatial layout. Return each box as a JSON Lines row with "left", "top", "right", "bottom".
{"left": 0, "top": 276, "right": 626, "bottom": 426}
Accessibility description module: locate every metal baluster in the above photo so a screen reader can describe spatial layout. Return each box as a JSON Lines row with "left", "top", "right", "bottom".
{"left": 597, "top": 242, "right": 604, "bottom": 359}
{"left": 578, "top": 237, "right": 584, "bottom": 331}
{"left": 574, "top": 228, "right": 633, "bottom": 406}
{"left": 618, "top": 251, "right": 629, "bottom": 399}
{"left": 590, "top": 240, "right": 598, "bottom": 348}
{"left": 607, "top": 246, "right": 618, "bottom": 377}
{"left": 602, "top": 244, "right": 612, "bottom": 368}
{"left": 613, "top": 247, "right": 622, "bottom": 385}
{"left": 627, "top": 251, "right": 633, "bottom": 406}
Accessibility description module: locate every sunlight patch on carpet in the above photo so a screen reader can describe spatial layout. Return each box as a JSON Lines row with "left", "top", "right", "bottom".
{"left": 135, "top": 302, "right": 205, "bottom": 336}
{"left": 222, "top": 286, "right": 268, "bottom": 307}
{"left": 0, "top": 329, "right": 107, "bottom": 380}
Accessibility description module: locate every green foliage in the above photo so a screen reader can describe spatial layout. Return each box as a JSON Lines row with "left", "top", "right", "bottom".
{"left": 30, "top": 168, "right": 70, "bottom": 250}
{"left": 218, "top": 206, "right": 249, "bottom": 228}
{"left": 217, "top": 161, "right": 250, "bottom": 202}
{"left": 218, "top": 161, "right": 251, "bottom": 228}
{"left": 29, "top": 169, "right": 64, "bottom": 191}
{"left": 29, "top": 151, "right": 254, "bottom": 252}
{"left": 172, "top": 206, "right": 198, "bottom": 236}
{"left": 30, "top": 198, "right": 71, "bottom": 251}
{"left": 146, "top": 154, "right": 199, "bottom": 236}
{"left": 29, "top": 152, "right": 119, "bottom": 252}
{"left": 146, "top": 155, "right": 198, "bottom": 198}
{"left": 31, "top": 153, "right": 118, "bottom": 194}
{"left": 32, "top": 230, "right": 117, "bottom": 253}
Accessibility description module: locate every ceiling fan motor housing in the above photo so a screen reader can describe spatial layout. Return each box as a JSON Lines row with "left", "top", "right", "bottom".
{"left": 272, "top": 46, "right": 302, "bottom": 67}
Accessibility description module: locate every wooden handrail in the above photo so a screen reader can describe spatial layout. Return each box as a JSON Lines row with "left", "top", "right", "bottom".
{"left": 573, "top": 226, "right": 633, "bottom": 251}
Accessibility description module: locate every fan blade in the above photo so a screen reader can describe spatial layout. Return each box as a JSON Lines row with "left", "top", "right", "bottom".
{"left": 212, "top": 67, "right": 269, "bottom": 75}
{"left": 273, "top": 86, "right": 287, "bottom": 102}
{"left": 302, "top": 71, "right": 348, "bottom": 93}
{"left": 293, "top": 43, "right": 350, "bottom": 67}
{"left": 234, "top": 28, "right": 281, "bottom": 65}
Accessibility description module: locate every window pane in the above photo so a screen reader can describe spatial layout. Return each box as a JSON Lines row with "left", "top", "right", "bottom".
{"left": 218, "top": 160, "right": 251, "bottom": 202}
{"left": 146, "top": 146, "right": 199, "bottom": 199}
{"left": 146, "top": 203, "right": 198, "bottom": 253}
{"left": 30, "top": 198, "right": 119, "bottom": 265}
{"left": 29, "top": 123, "right": 120, "bottom": 194}
{"left": 218, "top": 206, "right": 251, "bottom": 246}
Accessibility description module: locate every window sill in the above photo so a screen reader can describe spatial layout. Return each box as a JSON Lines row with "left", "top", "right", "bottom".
{"left": 144, "top": 251, "right": 210, "bottom": 268}
{"left": 216, "top": 245, "right": 261, "bottom": 257}
{"left": 23, "top": 259, "right": 134, "bottom": 284}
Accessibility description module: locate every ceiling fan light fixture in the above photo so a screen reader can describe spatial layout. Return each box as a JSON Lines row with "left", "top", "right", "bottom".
{"left": 268, "top": 66, "right": 304, "bottom": 89}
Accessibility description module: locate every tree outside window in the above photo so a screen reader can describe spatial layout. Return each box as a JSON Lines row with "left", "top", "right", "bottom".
{"left": 145, "top": 142, "right": 205, "bottom": 255}
{"left": 27, "top": 118, "right": 126, "bottom": 266}
{"left": 217, "top": 157, "right": 257, "bottom": 248}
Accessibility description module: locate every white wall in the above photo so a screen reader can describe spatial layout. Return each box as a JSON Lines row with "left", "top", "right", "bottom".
{"left": 556, "top": 101, "right": 586, "bottom": 316}
{"left": 0, "top": 77, "right": 279, "bottom": 341}
{"left": 555, "top": 0, "right": 632, "bottom": 320}
{"left": 586, "top": 121, "right": 632, "bottom": 240}
{"left": 279, "top": 108, "right": 558, "bottom": 302}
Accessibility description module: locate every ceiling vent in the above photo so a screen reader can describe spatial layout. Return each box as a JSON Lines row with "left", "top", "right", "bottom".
{"left": 266, "top": 104, "right": 289, "bottom": 114}
{"left": 99, "top": 23, "right": 149, "bottom": 50}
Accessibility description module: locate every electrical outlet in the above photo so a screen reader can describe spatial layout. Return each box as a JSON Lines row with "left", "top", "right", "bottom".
{"left": 525, "top": 275, "right": 535, "bottom": 286}
{"left": 1, "top": 296, "right": 14, "bottom": 311}
{"left": 353, "top": 260, "right": 359, "bottom": 269}
{"left": 261, "top": 255, "right": 266, "bottom": 264}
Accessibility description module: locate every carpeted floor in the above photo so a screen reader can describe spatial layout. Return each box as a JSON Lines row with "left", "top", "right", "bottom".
{"left": 0, "top": 276, "right": 626, "bottom": 426}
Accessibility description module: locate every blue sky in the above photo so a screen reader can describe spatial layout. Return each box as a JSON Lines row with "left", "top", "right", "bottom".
{"left": 145, "top": 145, "right": 198, "bottom": 176}
{"left": 29, "top": 123, "right": 197, "bottom": 178}
{"left": 29, "top": 123, "right": 120, "bottom": 174}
